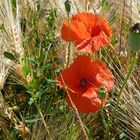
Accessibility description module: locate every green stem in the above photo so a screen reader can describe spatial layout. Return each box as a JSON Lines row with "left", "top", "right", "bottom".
{"left": 100, "top": 101, "right": 107, "bottom": 129}
{"left": 60, "top": 75, "right": 89, "bottom": 140}
{"left": 111, "top": 52, "right": 137, "bottom": 120}
{"left": 66, "top": 12, "right": 71, "bottom": 67}
{"left": 105, "top": 52, "right": 137, "bottom": 138}
{"left": 34, "top": 102, "right": 52, "bottom": 140}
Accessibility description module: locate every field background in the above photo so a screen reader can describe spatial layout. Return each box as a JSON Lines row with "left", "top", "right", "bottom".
{"left": 0, "top": 0, "right": 140, "bottom": 140}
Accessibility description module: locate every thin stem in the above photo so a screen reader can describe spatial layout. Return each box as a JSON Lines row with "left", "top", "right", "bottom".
{"left": 60, "top": 75, "right": 89, "bottom": 140}
{"left": 105, "top": 52, "right": 137, "bottom": 138}
{"left": 111, "top": 52, "right": 137, "bottom": 121}
{"left": 67, "top": 92, "right": 89, "bottom": 140}
{"left": 119, "top": 0, "right": 126, "bottom": 54}
{"left": 100, "top": 101, "right": 107, "bottom": 129}
{"left": 35, "top": 103, "right": 52, "bottom": 140}
{"left": 66, "top": 12, "right": 71, "bottom": 67}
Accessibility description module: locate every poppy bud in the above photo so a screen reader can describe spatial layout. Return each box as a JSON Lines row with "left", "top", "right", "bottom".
{"left": 128, "top": 23, "right": 140, "bottom": 52}
{"left": 98, "top": 86, "right": 107, "bottom": 100}
{"left": 64, "top": 0, "right": 71, "bottom": 13}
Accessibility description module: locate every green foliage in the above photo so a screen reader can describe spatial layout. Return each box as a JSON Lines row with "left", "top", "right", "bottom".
{"left": 119, "top": 131, "right": 127, "bottom": 140}
{"left": 4, "top": 51, "right": 16, "bottom": 61}
{"left": 101, "top": 0, "right": 110, "bottom": 11}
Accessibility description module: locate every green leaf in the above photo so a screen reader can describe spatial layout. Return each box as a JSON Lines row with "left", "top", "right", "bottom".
{"left": 22, "top": 65, "right": 30, "bottom": 76}
{"left": 101, "top": 0, "right": 109, "bottom": 11}
{"left": 111, "top": 37, "right": 118, "bottom": 46}
{"left": 0, "top": 23, "right": 5, "bottom": 31}
{"left": 4, "top": 51, "right": 16, "bottom": 60}
{"left": 28, "top": 97, "right": 34, "bottom": 105}
{"left": 30, "top": 77, "right": 40, "bottom": 90}
{"left": 25, "top": 118, "right": 40, "bottom": 123}
{"left": 119, "top": 132, "right": 126, "bottom": 139}
{"left": 47, "top": 79, "right": 58, "bottom": 83}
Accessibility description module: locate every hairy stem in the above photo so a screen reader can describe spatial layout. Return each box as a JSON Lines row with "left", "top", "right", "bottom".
{"left": 35, "top": 103, "right": 52, "bottom": 140}
{"left": 66, "top": 12, "right": 71, "bottom": 67}
{"left": 60, "top": 75, "right": 89, "bottom": 140}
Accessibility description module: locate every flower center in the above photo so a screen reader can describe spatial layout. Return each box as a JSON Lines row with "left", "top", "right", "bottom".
{"left": 91, "top": 26, "right": 101, "bottom": 37}
{"left": 80, "top": 79, "right": 87, "bottom": 87}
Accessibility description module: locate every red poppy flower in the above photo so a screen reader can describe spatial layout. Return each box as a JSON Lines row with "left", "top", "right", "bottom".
{"left": 61, "top": 13, "right": 111, "bottom": 53}
{"left": 57, "top": 56, "right": 114, "bottom": 112}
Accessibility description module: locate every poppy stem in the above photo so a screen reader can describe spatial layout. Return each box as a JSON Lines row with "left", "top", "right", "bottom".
{"left": 66, "top": 11, "right": 71, "bottom": 67}
{"left": 34, "top": 102, "right": 52, "bottom": 139}
{"left": 60, "top": 74, "right": 89, "bottom": 140}
{"left": 100, "top": 101, "right": 107, "bottom": 129}
{"left": 67, "top": 92, "right": 89, "bottom": 140}
{"left": 105, "top": 52, "right": 137, "bottom": 138}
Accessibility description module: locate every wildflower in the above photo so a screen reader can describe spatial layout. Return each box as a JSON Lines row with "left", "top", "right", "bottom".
{"left": 61, "top": 13, "right": 111, "bottom": 53}
{"left": 57, "top": 56, "right": 114, "bottom": 112}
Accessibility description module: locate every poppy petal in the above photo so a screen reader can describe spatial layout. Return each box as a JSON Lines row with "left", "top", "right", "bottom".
{"left": 71, "top": 13, "right": 96, "bottom": 32}
{"left": 75, "top": 32, "right": 110, "bottom": 53}
{"left": 66, "top": 87, "right": 108, "bottom": 112}
{"left": 57, "top": 56, "right": 93, "bottom": 93}
{"left": 91, "top": 32, "right": 111, "bottom": 52}
{"left": 57, "top": 56, "right": 114, "bottom": 113}
{"left": 57, "top": 67, "right": 80, "bottom": 93}
{"left": 69, "top": 55, "right": 92, "bottom": 78}
{"left": 96, "top": 68, "right": 114, "bottom": 90}
{"left": 61, "top": 20, "right": 90, "bottom": 42}
{"left": 61, "top": 13, "right": 112, "bottom": 53}
{"left": 93, "top": 62, "right": 114, "bottom": 90}
{"left": 75, "top": 38, "right": 93, "bottom": 53}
